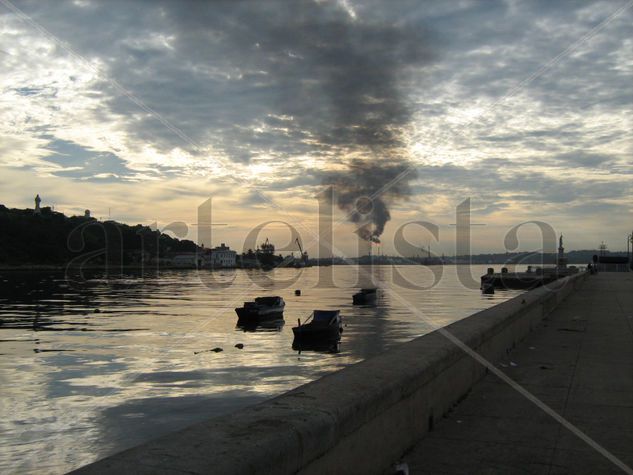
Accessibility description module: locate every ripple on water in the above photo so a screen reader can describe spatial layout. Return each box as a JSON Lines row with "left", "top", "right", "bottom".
{"left": 0, "top": 265, "right": 524, "bottom": 473}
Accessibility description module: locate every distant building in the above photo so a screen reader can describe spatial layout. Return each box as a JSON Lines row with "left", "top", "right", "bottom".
{"left": 210, "top": 243, "right": 236, "bottom": 268}
{"left": 172, "top": 252, "right": 204, "bottom": 268}
{"left": 84, "top": 209, "right": 91, "bottom": 218}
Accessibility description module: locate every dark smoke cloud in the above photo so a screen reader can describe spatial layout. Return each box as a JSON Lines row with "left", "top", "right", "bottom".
{"left": 321, "top": 160, "right": 417, "bottom": 243}
{"left": 273, "top": 2, "right": 430, "bottom": 241}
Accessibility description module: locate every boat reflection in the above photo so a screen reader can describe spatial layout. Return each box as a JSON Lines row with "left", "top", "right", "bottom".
{"left": 235, "top": 318, "right": 285, "bottom": 332}
{"left": 292, "top": 339, "right": 341, "bottom": 354}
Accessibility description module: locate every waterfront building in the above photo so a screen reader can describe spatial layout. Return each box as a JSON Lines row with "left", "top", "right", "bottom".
{"left": 210, "top": 243, "right": 236, "bottom": 268}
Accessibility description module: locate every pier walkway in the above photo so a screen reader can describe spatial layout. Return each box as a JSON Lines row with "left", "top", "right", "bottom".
{"left": 401, "top": 273, "right": 633, "bottom": 474}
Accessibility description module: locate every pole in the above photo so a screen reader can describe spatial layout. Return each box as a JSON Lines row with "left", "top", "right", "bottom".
{"left": 629, "top": 232, "right": 633, "bottom": 270}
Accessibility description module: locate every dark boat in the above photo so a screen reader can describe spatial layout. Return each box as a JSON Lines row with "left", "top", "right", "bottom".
{"left": 292, "top": 310, "right": 342, "bottom": 343}
{"left": 352, "top": 288, "right": 377, "bottom": 305}
{"left": 235, "top": 296, "right": 285, "bottom": 323}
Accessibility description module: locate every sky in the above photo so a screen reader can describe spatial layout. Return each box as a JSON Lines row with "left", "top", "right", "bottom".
{"left": 0, "top": 0, "right": 631, "bottom": 256}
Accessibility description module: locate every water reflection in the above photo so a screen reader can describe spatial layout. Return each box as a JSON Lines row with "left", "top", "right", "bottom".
{"left": 236, "top": 318, "right": 285, "bottom": 333}
{"left": 0, "top": 265, "right": 523, "bottom": 473}
{"left": 292, "top": 339, "right": 341, "bottom": 354}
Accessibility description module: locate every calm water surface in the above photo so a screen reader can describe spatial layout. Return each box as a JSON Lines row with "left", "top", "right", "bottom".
{"left": 0, "top": 265, "right": 523, "bottom": 473}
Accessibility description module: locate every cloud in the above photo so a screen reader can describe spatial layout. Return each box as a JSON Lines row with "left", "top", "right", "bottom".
{"left": 549, "top": 151, "right": 616, "bottom": 168}
{"left": 42, "top": 138, "right": 138, "bottom": 182}
{"left": 0, "top": 0, "right": 631, "bottom": 252}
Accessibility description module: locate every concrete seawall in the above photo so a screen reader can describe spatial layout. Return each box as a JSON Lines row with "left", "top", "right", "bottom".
{"left": 73, "top": 272, "right": 588, "bottom": 475}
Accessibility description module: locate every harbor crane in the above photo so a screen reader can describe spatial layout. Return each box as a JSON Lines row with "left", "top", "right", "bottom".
{"left": 295, "top": 237, "right": 308, "bottom": 265}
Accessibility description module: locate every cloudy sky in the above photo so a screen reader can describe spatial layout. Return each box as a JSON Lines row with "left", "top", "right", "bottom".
{"left": 1, "top": 0, "right": 631, "bottom": 256}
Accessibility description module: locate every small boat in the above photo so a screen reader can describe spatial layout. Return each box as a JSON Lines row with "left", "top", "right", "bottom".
{"left": 352, "top": 288, "right": 377, "bottom": 305}
{"left": 292, "top": 310, "right": 342, "bottom": 342}
{"left": 235, "top": 296, "right": 285, "bottom": 322}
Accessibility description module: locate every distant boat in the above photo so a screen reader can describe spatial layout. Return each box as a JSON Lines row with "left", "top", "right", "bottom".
{"left": 292, "top": 310, "right": 342, "bottom": 343}
{"left": 235, "top": 296, "right": 285, "bottom": 323}
{"left": 352, "top": 288, "right": 377, "bottom": 305}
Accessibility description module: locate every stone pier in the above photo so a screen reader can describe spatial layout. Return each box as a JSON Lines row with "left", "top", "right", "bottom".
{"left": 402, "top": 272, "right": 633, "bottom": 474}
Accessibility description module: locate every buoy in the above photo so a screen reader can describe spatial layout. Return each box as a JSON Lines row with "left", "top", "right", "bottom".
{"left": 235, "top": 343, "right": 244, "bottom": 349}
{"left": 295, "top": 289, "right": 301, "bottom": 296}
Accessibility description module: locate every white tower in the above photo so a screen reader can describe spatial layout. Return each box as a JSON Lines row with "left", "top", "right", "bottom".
{"left": 34, "top": 194, "right": 41, "bottom": 214}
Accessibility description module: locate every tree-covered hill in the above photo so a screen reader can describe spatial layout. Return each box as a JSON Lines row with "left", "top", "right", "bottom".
{"left": 0, "top": 205, "right": 197, "bottom": 266}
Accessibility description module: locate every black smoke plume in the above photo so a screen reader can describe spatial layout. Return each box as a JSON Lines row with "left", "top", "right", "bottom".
{"left": 279, "top": 2, "right": 429, "bottom": 241}
{"left": 322, "top": 160, "right": 417, "bottom": 243}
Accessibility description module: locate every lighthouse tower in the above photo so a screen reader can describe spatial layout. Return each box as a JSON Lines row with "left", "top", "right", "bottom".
{"left": 557, "top": 234, "right": 568, "bottom": 269}
{"left": 34, "top": 194, "right": 42, "bottom": 214}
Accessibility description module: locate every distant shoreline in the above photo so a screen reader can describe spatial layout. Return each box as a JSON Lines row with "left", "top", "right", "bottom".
{"left": 0, "top": 264, "right": 229, "bottom": 272}
{"left": 0, "top": 261, "right": 597, "bottom": 272}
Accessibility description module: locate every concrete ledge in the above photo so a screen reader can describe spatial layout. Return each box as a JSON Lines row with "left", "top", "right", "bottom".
{"left": 73, "top": 272, "right": 588, "bottom": 475}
